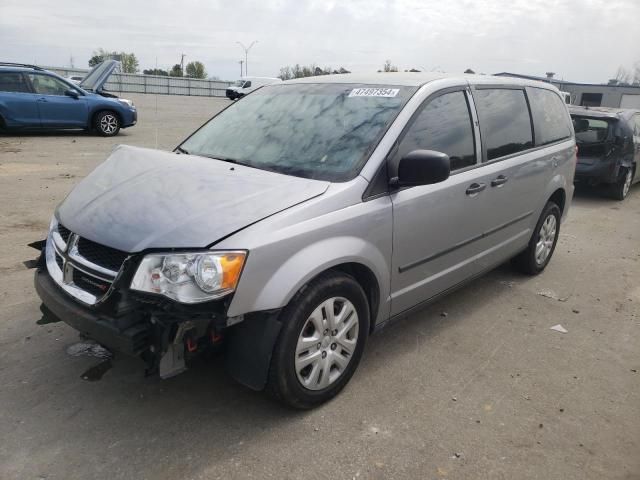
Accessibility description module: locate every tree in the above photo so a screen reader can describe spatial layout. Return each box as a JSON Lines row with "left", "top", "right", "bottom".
{"left": 119, "top": 53, "right": 139, "bottom": 74}
{"left": 143, "top": 68, "right": 169, "bottom": 76}
{"left": 87, "top": 49, "right": 138, "bottom": 73}
{"left": 170, "top": 64, "right": 183, "bottom": 77}
{"left": 277, "top": 64, "right": 350, "bottom": 80}
{"left": 185, "top": 61, "right": 207, "bottom": 79}
{"left": 378, "top": 60, "right": 398, "bottom": 73}
{"left": 614, "top": 66, "right": 631, "bottom": 85}
{"left": 464, "top": 68, "right": 475, "bottom": 74}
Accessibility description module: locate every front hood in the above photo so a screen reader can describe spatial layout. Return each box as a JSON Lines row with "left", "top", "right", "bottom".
{"left": 79, "top": 59, "right": 119, "bottom": 92}
{"left": 57, "top": 145, "right": 330, "bottom": 252}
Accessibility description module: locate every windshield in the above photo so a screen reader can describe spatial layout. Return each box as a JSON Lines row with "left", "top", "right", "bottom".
{"left": 181, "top": 83, "right": 416, "bottom": 181}
{"left": 234, "top": 80, "right": 245, "bottom": 87}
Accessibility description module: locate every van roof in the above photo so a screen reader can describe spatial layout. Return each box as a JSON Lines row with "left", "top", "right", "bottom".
{"left": 283, "top": 72, "right": 561, "bottom": 90}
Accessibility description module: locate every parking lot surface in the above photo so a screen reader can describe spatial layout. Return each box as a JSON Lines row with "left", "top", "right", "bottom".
{"left": 0, "top": 94, "right": 638, "bottom": 480}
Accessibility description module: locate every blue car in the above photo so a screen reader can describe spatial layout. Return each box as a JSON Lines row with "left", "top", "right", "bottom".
{"left": 0, "top": 60, "right": 136, "bottom": 136}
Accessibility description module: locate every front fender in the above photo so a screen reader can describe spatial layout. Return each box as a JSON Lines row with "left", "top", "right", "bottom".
{"left": 227, "top": 236, "right": 390, "bottom": 324}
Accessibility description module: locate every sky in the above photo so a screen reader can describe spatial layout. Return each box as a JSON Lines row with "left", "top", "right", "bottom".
{"left": 1, "top": 0, "right": 639, "bottom": 83}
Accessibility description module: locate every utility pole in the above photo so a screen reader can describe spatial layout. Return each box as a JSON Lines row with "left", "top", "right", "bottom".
{"left": 236, "top": 41, "right": 258, "bottom": 76}
{"left": 180, "top": 53, "right": 187, "bottom": 76}
{"left": 239, "top": 60, "right": 244, "bottom": 77}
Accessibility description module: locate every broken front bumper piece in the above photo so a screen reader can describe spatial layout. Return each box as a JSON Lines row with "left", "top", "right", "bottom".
{"left": 34, "top": 268, "right": 227, "bottom": 378}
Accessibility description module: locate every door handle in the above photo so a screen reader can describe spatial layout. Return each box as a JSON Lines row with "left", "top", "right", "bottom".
{"left": 465, "top": 182, "right": 486, "bottom": 196}
{"left": 491, "top": 175, "right": 508, "bottom": 187}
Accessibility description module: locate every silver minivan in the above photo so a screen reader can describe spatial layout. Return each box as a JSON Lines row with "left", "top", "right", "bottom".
{"left": 34, "top": 73, "right": 576, "bottom": 408}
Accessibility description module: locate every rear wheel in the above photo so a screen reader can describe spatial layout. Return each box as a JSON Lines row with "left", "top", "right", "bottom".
{"left": 512, "top": 201, "right": 561, "bottom": 275}
{"left": 610, "top": 167, "right": 633, "bottom": 201}
{"left": 266, "top": 271, "right": 369, "bottom": 409}
{"left": 94, "top": 111, "right": 120, "bottom": 136}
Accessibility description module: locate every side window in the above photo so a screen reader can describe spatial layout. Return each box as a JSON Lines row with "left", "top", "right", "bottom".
{"left": 474, "top": 88, "right": 533, "bottom": 161}
{"left": 528, "top": 88, "right": 572, "bottom": 145}
{"left": 397, "top": 91, "right": 476, "bottom": 171}
{"left": 243, "top": 81, "right": 252, "bottom": 88}
{"left": 28, "top": 74, "right": 70, "bottom": 96}
{"left": 0, "top": 73, "right": 30, "bottom": 93}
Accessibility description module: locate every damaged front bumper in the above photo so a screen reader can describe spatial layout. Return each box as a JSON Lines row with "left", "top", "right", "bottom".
{"left": 34, "top": 265, "right": 229, "bottom": 379}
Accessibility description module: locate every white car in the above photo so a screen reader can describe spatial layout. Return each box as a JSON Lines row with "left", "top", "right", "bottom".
{"left": 66, "top": 75, "right": 84, "bottom": 85}
{"left": 225, "top": 76, "right": 281, "bottom": 100}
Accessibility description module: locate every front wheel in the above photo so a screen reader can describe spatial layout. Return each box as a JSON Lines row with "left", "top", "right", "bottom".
{"left": 94, "top": 111, "right": 120, "bottom": 136}
{"left": 266, "top": 271, "right": 370, "bottom": 409}
{"left": 512, "top": 201, "right": 561, "bottom": 275}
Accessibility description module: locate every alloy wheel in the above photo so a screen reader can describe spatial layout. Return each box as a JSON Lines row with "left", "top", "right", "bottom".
{"left": 622, "top": 169, "right": 632, "bottom": 199}
{"left": 535, "top": 214, "right": 557, "bottom": 266}
{"left": 294, "top": 297, "right": 359, "bottom": 391}
{"left": 100, "top": 114, "right": 118, "bottom": 134}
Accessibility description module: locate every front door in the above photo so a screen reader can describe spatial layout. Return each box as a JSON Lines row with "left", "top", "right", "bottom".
{"left": 390, "top": 88, "right": 489, "bottom": 316}
{"left": 27, "top": 73, "right": 87, "bottom": 128}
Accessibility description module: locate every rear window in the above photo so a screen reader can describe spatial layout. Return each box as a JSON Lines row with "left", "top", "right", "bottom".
{"left": 0, "top": 72, "right": 30, "bottom": 93}
{"left": 572, "top": 116, "right": 613, "bottom": 156}
{"left": 572, "top": 117, "right": 612, "bottom": 144}
{"left": 528, "top": 88, "right": 572, "bottom": 145}
{"left": 474, "top": 88, "right": 533, "bottom": 161}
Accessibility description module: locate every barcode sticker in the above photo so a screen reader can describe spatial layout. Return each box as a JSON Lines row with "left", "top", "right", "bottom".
{"left": 348, "top": 88, "right": 400, "bottom": 98}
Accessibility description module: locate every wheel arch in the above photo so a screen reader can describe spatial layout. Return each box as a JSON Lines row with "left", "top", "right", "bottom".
{"left": 548, "top": 187, "right": 566, "bottom": 214}
{"left": 226, "top": 236, "right": 390, "bottom": 329}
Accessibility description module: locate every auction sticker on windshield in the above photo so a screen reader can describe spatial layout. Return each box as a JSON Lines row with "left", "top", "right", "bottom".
{"left": 348, "top": 88, "right": 400, "bottom": 98}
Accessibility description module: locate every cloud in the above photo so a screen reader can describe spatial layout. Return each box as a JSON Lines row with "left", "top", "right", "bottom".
{"left": 0, "top": 0, "right": 638, "bottom": 81}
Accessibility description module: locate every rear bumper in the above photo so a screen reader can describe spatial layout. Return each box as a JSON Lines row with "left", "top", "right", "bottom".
{"left": 35, "top": 269, "right": 149, "bottom": 356}
{"left": 574, "top": 157, "right": 619, "bottom": 184}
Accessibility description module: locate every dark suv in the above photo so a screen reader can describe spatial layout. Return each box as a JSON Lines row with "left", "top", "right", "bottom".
{"left": 570, "top": 106, "right": 640, "bottom": 200}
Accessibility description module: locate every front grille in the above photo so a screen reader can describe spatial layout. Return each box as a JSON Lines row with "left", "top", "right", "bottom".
{"left": 72, "top": 269, "right": 112, "bottom": 297}
{"left": 77, "top": 237, "right": 129, "bottom": 272}
{"left": 58, "top": 224, "right": 71, "bottom": 243}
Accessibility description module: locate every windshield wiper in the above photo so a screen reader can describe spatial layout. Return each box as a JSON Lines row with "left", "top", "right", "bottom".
{"left": 175, "top": 146, "right": 190, "bottom": 154}
{"left": 200, "top": 154, "right": 243, "bottom": 165}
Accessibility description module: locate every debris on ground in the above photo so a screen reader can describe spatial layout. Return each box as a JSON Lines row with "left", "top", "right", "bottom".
{"left": 572, "top": 309, "right": 580, "bottom": 314}
{"left": 537, "top": 289, "right": 571, "bottom": 302}
{"left": 550, "top": 324, "right": 568, "bottom": 334}
{"left": 500, "top": 280, "right": 516, "bottom": 288}
{"left": 66, "top": 342, "right": 112, "bottom": 359}
{"left": 440, "top": 311, "right": 448, "bottom": 317}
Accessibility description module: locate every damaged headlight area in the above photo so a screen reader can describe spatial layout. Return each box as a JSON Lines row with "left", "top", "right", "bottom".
{"left": 131, "top": 251, "right": 247, "bottom": 303}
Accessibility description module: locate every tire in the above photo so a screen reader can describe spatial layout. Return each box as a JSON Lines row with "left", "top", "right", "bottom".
{"left": 610, "top": 167, "right": 633, "bottom": 201}
{"left": 266, "top": 271, "right": 370, "bottom": 409}
{"left": 93, "top": 111, "right": 121, "bottom": 137}
{"left": 512, "top": 201, "right": 561, "bottom": 275}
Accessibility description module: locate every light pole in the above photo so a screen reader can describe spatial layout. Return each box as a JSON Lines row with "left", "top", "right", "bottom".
{"left": 236, "top": 41, "right": 258, "bottom": 76}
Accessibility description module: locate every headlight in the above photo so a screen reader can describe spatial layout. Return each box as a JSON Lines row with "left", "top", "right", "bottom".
{"left": 118, "top": 98, "right": 134, "bottom": 108}
{"left": 130, "top": 251, "right": 246, "bottom": 303}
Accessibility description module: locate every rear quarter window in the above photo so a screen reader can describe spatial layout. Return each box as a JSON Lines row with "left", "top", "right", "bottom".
{"left": 0, "top": 72, "right": 30, "bottom": 93}
{"left": 474, "top": 88, "right": 533, "bottom": 161}
{"left": 528, "top": 88, "right": 572, "bottom": 145}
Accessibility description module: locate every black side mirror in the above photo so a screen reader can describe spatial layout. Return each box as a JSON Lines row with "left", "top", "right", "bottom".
{"left": 392, "top": 150, "right": 450, "bottom": 187}
{"left": 65, "top": 89, "right": 79, "bottom": 99}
